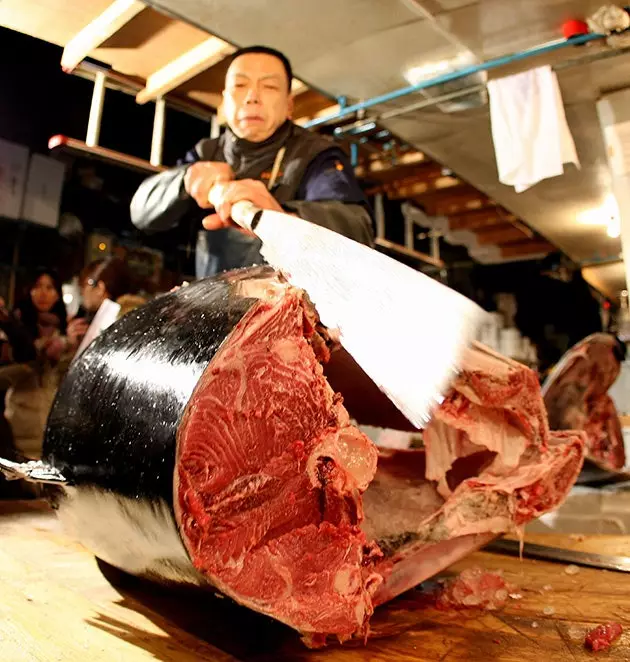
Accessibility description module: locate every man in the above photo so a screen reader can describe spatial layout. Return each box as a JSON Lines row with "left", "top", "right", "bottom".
{"left": 130, "top": 45, "right": 374, "bottom": 278}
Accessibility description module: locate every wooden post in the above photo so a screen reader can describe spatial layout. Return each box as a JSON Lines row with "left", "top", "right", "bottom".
{"left": 86, "top": 72, "right": 106, "bottom": 147}
{"left": 150, "top": 98, "right": 166, "bottom": 167}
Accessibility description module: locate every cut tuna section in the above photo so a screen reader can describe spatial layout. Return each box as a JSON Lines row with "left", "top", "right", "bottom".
{"left": 39, "top": 267, "right": 585, "bottom": 648}
{"left": 542, "top": 333, "right": 626, "bottom": 472}
{"left": 174, "top": 274, "right": 585, "bottom": 645}
{"left": 175, "top": 290, "right": 380, "bottom": 643}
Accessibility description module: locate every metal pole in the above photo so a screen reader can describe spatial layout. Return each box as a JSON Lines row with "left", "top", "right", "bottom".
{"left": 374, "top": 193, "right": 385, "bottom": 240}
{"left": 86, "top": 71, "right": 106, "bottom": 147}
{"left": 405, "top": 214, "right": 414, "bottom": 250}
{"left": 430, "top": 232, "right": 441, "bottom": 263}
{"left": 350, "top": 143, "right": 359, "bottom": 168}
{"left": 305, "top": 32, "right": 603, "bottom": 128}
{"left": 210, "top": 113, "right": 221, "bottom": 139}
{"left": 150, "top": 97, "right": 166, "bottom": 167}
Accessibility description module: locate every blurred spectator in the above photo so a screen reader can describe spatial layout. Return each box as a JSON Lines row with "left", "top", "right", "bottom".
{"left": 79, "top": 257, "right": 147, "bottom": 321}
{"left": 0, "top": 269, "right": 82, "bottom": 460}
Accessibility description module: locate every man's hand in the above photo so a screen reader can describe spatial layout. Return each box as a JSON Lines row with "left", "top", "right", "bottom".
{"left": 202, "top": 179, "right": 283, "bottom": 231}
{"left": 184, "top": 162, "right": 234, "bottom": 209}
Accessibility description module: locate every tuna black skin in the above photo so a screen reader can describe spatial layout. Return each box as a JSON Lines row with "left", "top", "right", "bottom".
{"left": 39, "top": 267, "right": 275, "bottom": 585}
{"left": 43, "top": 267, "right": 269, "bottom": 500}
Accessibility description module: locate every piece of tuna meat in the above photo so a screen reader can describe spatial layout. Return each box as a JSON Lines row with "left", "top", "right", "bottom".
{"left": 585, "top": 622, "right": 623, "bottom": 651}
{"left": 436, "top": 566, "right": 513, "bottom": 610}
{"left": 543, "top": 333, "right": 626, "bottom": 472}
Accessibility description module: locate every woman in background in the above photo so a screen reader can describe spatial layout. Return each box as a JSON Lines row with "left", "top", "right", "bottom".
{"left": 79, "top": 257, "right": 147, "bottom": 321}
{"left": 0, "top": 269, "right": 84, "bottom": 460}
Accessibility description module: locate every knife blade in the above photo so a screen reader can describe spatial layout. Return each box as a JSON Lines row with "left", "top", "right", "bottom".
{"left": 484, "top": 538, "right": 630, "bottom": 573}
{"left": 208, "top": 190, "right": 486, "bottom": 429}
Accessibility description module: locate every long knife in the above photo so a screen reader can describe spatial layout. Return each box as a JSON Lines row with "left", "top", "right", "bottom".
{"left": 208, "top": 189, "right": 486, "bottom": 429}
{"left": 484, "top": 538, "right": 630, "bottom": 573}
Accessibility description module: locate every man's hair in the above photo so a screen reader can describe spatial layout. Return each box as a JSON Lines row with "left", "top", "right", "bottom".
{"left": 228, "top": 45, "right": 293, "bottom": 91}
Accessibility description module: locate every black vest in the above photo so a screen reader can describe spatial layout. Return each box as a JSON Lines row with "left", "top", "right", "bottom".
{"left": 193, "top": 121, "right": 337, "bottom": 278}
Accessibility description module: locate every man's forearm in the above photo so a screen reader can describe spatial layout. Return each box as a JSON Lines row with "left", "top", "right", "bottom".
{"left": 130, "top": 165, "right": 195, "bottom": 233}
{"left": 282, "top": 201, "right": 374, "bottom": 246}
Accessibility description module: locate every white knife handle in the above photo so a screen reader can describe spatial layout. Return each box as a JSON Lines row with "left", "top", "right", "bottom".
{"left": 208, "top": 184, "right": 261, "bottom": 233}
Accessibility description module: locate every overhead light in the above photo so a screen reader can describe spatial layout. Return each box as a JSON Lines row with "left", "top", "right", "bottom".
{"left": 63, "top": 293, "right": 74, "bottom": 304}
{"left": 607, "top": 217, "right": 621, "bottom": 238}
{"left": 577, "top": 194, "right": 621, "bottom": 237}
{"left": 404, "top": 53, "right": 475, "bottom": 86}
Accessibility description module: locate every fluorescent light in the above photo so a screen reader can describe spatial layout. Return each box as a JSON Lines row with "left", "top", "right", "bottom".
{"left": 607, "top": 216, "right": 621, "bottom": 238}
{"left": 404, "top": 53, "right": 475, "bottom": 86}
{"left": 577, "top": 194, "right": 620, "bottom": 237}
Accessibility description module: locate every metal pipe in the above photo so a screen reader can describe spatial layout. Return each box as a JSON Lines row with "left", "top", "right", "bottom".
{"left": 379, "top": 84, "right": 486, "bottom": 121}
{"left": 404, "top": 213, "right": 414, "bottom": 250}
{"left": 334, "top": 121, "right": 376, "bottom": 138}
{"left": 350, "top": 143, "right": 359, "bottom": 167}
{"left": 150, "top": 97, "right": 166, "bottom": 167}
{"left": 374, "top": 193, "right": 385, "bottom": 240}
{"left": 210, "top": 113, "right": 221, "bottom": 139}
{"left": 86, "top": 71, "right": 106, "bottom": 147}
{"left": 305, "top": 32, "right": 604, "bottom": 128}
{"left": 430, "top": 233, "right": 440, "bottom": 263}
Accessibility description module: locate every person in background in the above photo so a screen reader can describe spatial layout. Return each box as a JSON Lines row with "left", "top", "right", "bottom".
{"left": 130, "top": 45, "right": 374, "bottom": 278}
{"left": 79, "top": 256, "right": 147, "bottom": 321}
{"left": 0, "top": 269, "right": 83, "bottom": 460}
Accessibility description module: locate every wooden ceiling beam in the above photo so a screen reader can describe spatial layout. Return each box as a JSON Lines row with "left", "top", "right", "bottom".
{"left": 136, "top": 37, "right": 234, "bottom": 104}
{"left": 449, "top": 209, "right": 517, "bottom": 231}
{"left": 61, "top": 0, "right": 146, "bottom": 73}
{"left": 291, "top": 79, "right": 308, "bottom": 96}
{"left": 294, "top": 103, "right": 341, "bottom": 126}
{"left": 500, "top": 240, "right": 555, "bottom": 258}
{"left": 414, "top": 187, "right": 494, "bottom": 217}
{"left": 386, "top": 175, "right": 461, "bottom": 200}
{"left": 356, "top": 151, "right": 427, "bottom": 179}
{"left": 474, "top": 224, "right": 530, "bottom": 246}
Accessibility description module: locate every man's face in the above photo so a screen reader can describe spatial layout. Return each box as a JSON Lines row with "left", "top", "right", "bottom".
{"left": 223, "top": 52, "right": 293, "bottom": 142}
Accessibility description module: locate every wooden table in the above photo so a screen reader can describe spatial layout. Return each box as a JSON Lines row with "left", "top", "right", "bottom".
{"left": 1, "top": 500, "right": 630, "bottom": 661}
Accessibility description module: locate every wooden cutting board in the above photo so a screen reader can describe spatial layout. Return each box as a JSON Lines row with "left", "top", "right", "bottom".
{"left": 1, "top": 499, "right": 629, "bottom": 662}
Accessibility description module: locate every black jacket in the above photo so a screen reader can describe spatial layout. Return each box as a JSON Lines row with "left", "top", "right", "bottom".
{"left": 130, "top": 121, "right": 374, "bottom": 277}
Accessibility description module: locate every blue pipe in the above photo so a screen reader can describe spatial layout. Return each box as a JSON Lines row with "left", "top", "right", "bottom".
{"left": 350, "top": 143, "right": 359, "bottom": 167}
{"left": 305, "top": 33, "right": 604, "bottom": 129}
{"left": 334, "top": 121, "right": 376, "bottom": 137}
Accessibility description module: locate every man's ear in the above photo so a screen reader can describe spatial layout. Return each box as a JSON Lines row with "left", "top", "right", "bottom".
{"left": 287, "top": 95, "right": 294, "bottom": 120}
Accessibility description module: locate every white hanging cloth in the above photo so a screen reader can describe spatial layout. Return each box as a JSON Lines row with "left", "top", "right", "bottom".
{"left": 487, "top": 65, "right": 580, "bottom": 193}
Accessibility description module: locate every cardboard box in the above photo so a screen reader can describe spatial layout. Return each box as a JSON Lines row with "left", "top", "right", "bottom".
{"left": 22, "top": 154, "right": 66, "bottom": 228}
{"left": 0, "top": 138, "right": 29, "bottom": 219}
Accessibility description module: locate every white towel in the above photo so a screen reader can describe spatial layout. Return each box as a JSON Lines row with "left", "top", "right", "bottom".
{"left": 487, "top": 65, "right": 580, "bottom": 193}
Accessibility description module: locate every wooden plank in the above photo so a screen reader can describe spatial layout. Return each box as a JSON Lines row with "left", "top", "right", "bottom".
{"left": 387, "top": 176, "right": 461, "bottom": 200}
{"left": 374, "top": 238, "right": 444, "bottom": 268}
{"left": 291, "top": 79, "right": 308, "bottom": 95}
{"left": 449, "top": 208, "right": 516, "bottom": 231}
{"left": 61, "top": 0, "right": 146, "bottom": 73}
{"left": 500, "top": 240, "right": 555, "bottom": 258}
{"left": 295, "top": 103, "right": 341, "bottom": 126}
{"left": 3, "top": 501, "right": 630, "bottom": 661}
{"left": 363, "top": 162, "right": 443, "bottom": 190}
{"left": 48, "top": 135, "right": 165, "bottom": 174}
{"left": 357, "top": 151, "right": 426, "bottom": 178}
{"left": 136, "top": 37, "right": 234, "bottom": 104}
{"left": 475, "top": 224, "right": 530, "bottom": 246}
{"left": 415, "top": 187, "right": 494, "bottom": 217}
